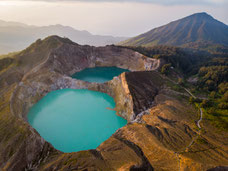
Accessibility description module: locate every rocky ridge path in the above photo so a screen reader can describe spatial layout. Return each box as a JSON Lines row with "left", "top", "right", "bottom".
{"left": 9, "top": 37, "right": 64, "bottom": 118}
{"left": 175, "top": 102, "right": 203, "bottom": 171}
{"left": 174, "top": 105, "right": 203, "bottom": 171}
{"left": 157, "top": 71, "right": 204, "bottom": 170}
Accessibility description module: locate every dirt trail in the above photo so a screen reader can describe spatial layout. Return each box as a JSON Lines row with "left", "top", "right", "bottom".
{"left": 197, "top": 108, "right": 203, "bottom": 129}
{"left": 159, "top": 72, "right": 204, "bottom": 170}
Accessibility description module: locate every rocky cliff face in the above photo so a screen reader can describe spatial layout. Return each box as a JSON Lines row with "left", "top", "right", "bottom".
{"left": 9, "top": 36, "right": 159, "bottom": 121}
{"left": 0, "top": 36, "right": 227, "bottom": 171}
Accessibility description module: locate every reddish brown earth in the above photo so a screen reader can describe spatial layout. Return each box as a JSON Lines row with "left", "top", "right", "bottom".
{"left": 0, "top": 36, "right": 227, "bottom": 171}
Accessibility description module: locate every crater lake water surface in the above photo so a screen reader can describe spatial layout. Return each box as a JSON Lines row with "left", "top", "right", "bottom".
{"left": 28, "top": 89, "right": 127, "bottom": 153}
{"left": 72, "top": 66, "right": 129, "bottom": 83}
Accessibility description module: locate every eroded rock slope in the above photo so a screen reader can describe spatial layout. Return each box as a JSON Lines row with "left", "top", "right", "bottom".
{"left": 0, "top": 36, "right": 227, "bottom": 171}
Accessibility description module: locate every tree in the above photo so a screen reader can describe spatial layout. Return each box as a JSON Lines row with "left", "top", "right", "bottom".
{"left": 222, "top": 91, "right": 228, "bottom": 102}
{"left": 178, "top": 78, "right": 184, "bottom": 85}
{"left": 206, "top": 80, "right": 215, "bottom": 91}
{"left": 153, "top": 54, "right": 161, "bottom": 59}
{"left": 209, "top": 91, "right": 216, "bottom": 99}
{"left": 207, "top": 108, "right": 216, "bottom": 114}
{"left": 200, "top": 99, "right": 210, "bottom": 108}
{"left": 218, "top": 102, "right": 228, "bottom": 109}
{"left": 161, "top": 63, "right": 171, "bottom": 75}
{"left": 218, "top": 82, "right": 228, "bottom": 94}
{"left": 189, "top": 96, "right": 194, "bottom": 104}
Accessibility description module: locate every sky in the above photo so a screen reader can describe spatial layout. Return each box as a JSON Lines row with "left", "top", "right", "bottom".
{"left": 0, "top": 0, "right": 227, "bottom": 37}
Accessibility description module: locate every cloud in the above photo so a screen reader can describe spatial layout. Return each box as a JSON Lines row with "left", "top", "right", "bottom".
{"left": 2, "top": 0, "right": 227, "bottom": 6}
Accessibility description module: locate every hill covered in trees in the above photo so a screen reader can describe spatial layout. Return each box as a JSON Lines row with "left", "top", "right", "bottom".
{"left": 121, "top": 44, "right": 228, "bottom": 131}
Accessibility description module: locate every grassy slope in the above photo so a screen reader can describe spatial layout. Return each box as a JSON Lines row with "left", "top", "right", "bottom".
{"left": 0, "top": 36, "right": 66, "bottom": 170}
{"left": 0, "top": 36, "right": 227, "bottom": 170}
{"left": 120, "top": 13, "right": 228, "bottom": 49}
{"left": 0, "top": 36, "right": 65, "bottom": 92}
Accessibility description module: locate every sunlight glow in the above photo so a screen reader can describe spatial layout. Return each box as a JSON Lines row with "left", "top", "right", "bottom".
{"left": 0, "top": 1, "right": 15, "bottom": 6}
{"left": 0, "top": 1, "right": 32, "bottom": 6}
{"left": 0, "top": 0, "right": 227, "bottom": 36}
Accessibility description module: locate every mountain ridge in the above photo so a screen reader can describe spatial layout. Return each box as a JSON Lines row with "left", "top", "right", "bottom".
{"left": 120, "top": 12, "right": 228, "bottom": 48}
{"left": 0, "top": 35, "right": 228, "bottom": 170}
{"left": 0, "top": 20, "right": 128, "bottom": 54}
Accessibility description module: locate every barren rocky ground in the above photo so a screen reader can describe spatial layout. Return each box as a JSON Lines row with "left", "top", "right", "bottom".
{"left": 0, "top": 36, "right": 227, "bottom": 171}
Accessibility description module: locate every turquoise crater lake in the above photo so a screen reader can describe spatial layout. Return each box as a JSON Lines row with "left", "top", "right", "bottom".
{"left": 72, "top": 66, "right": 129, "bottom": 83}
{"left": 28, "top": 89, "right": 127, "bottom": 153}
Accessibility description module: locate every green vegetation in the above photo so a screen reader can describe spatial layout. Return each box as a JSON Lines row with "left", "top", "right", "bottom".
{"left": 0, "top": 57, "right": 14, "bottom": 72}
{"left": 195, "top": 57, "right": 228, "bottom": 131}
{"left": 0, "top": 51, "right": 19, "bottom": 59}
{"left": 161, "top": 63, "right": 171, "bottom": 75}
{"left": 198, "top": 66, "right": 228, "bottom": 91}
{"left": 0, "top": 36, "right": 68, "bottom": 91}
{"left": 0, "top": 52, "right": 19, "bottom": 73}
{"left": 120, "top": 45, "right": 208, "bottom": 75}
{"left": 203, "top": 107, "right": 228, "bottom": 131}
{"left": 119, "top": 44, "right": 228, "bottom": 131}
{"left": 119, "top": 12, "right": 228, "bottom": 132}
{"left": 12, "top": 36, "right": 63, "bottom": 70}
{"left": 189, "top": 97, "right": 202, "bottom": 104}
{"left": 120, "top": 12, "right": 228, "bottom": 51}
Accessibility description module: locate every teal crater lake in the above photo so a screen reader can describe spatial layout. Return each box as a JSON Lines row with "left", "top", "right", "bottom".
{"left": 28, "top": 89, "right": 127, "bottom": 153}
{"left": 72, "top": 66, "right": 129, "bottom": 83}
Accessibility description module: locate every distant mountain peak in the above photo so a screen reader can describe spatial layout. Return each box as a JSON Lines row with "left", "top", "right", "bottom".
{"left": 0, "top": 19, "right": 29, "bottom": 27}
{"left": 121, "top": 12, "right": 228, "bottom": 48}
{"left": 0, "top": 19, "right": 128, "bottom": 54}
{"left": 185, "top": 12, "right": 214, "bottom": 20}
{"left": 192, "top": 12, "right": 210, "bottom": 17}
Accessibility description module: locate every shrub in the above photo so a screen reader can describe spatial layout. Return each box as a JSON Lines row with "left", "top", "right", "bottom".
{"left": 200, "top": 99, "right": 211, "bottom": 108}
{"left": 209, "top": 91, "right": 217, "bottom": 99}
{"left": 222, "top": 91, "right": 228, "bottom": 102}
{"left": 178, "top": 78, "right": 184, "bottom": 85}
{"left": 161, "top": 63, "right": 171, "bottom": 75}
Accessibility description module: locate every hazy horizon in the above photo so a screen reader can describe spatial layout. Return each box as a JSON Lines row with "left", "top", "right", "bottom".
{"left": 0, "top": 0, "right": 227, "bottom": 37}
